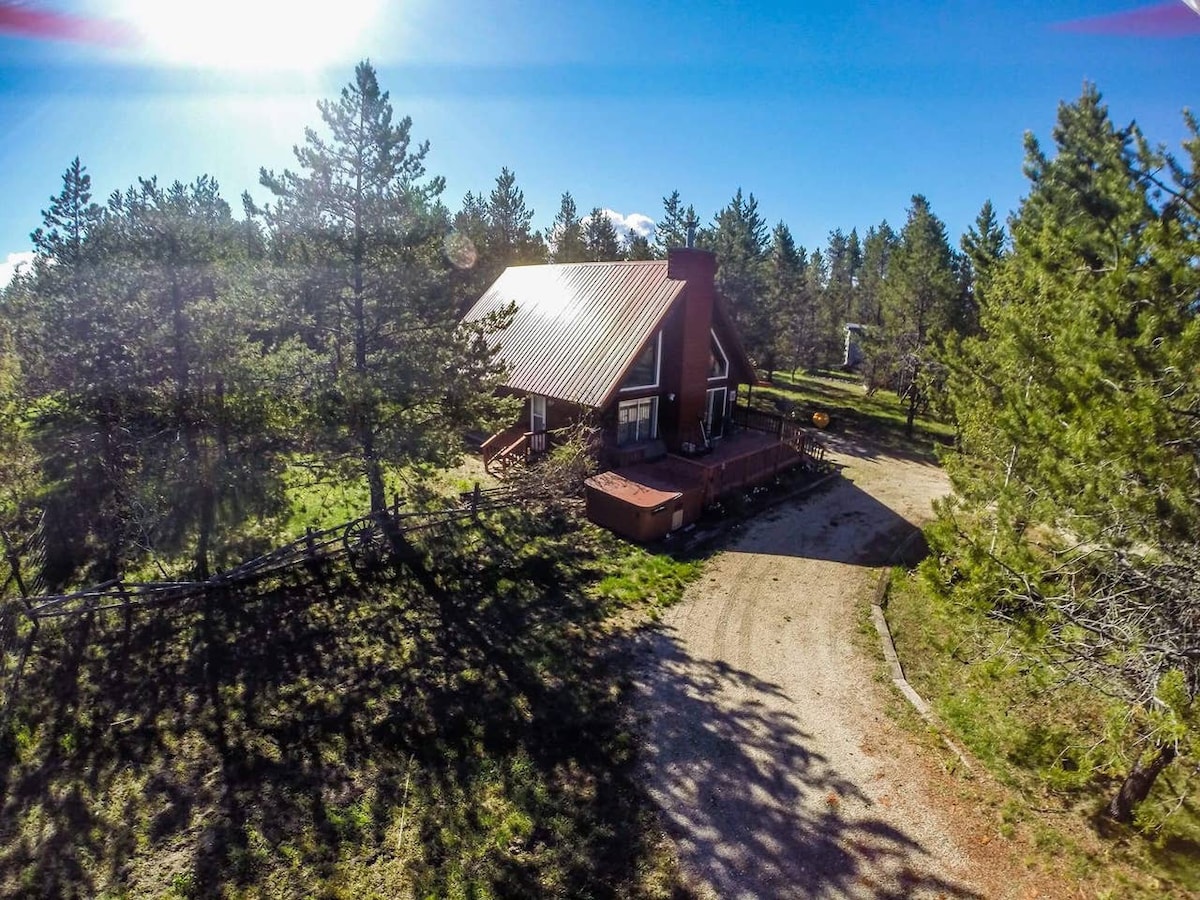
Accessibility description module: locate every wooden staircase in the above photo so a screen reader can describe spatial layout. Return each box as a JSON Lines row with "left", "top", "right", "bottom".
{"left": 482, "top": 427, "right": 551, "bottom": 476}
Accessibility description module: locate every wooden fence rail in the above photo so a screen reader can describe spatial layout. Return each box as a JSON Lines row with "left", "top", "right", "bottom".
{"left": 7, "top": 484, "right": 527, "bottom": 623}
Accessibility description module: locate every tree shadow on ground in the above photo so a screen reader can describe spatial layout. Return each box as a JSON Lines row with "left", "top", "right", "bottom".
{"left": 819, "top": 431, "right": 946, "bottom": 468}
{"left": 631, "top": 627, "right": 982, "bottom": 899}
{"left": 757, "top": 378, "right": 952, "bottom": 466}
{"left": 0, "top": 506, "right": 689, "bottom": 898}
{"left": 729, "top": 474, "right": 927, "bottom": 567}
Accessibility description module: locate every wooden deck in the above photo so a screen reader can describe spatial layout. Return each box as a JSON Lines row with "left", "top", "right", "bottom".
{"left": 665, "top": 430, "right": 809, "bottom": 506}
{"left": 608, "top": 425, "right": 823, "bottom": 529}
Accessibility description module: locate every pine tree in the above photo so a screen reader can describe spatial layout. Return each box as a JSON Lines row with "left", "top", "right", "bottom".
{"left": 19, "top": 163, "right": 302, "bottom": 580}
{"left": 958, "top": 199, "right": 1006, "bottom": 334}
{"left": 763, "top": 222, "right": 806, "bottom": 380}
{"left": 108, "top": 175, "right": 292, "bottom": 577}
{"left": 486, "top": 167, "right": 545, "bottom": 266}
{"left": 261, "top": 61, "right": 509, "bottom": 514}
{"left": 797, "top": 247, "right": 827, "bottom": 373}
{"left": 941, "top": 86, "right": 1200, "bottom": 822}
{"left": 708, "top": 189, "right": 767, "bottom": 366}
{"left": 0, "top": 314, "right": 36, "bottom": 584}
{"left": 584, "top": 208, "right": 622, "bottom": 261}
{"left": 447, "top": 191, "right": 490, "bottom": 310}
{"left": 27, "top": 159, "right": 144, "bottom": 579}
{"left": 878, "top": 195, "right": 958, "bottom": 435}
{"left": 854, "top": 221, "right": 897, "bottom": 327}
{"left": 31, "top": 157, "right": 102, "bottom": 268}
{"left": 549, "top": 191, "right": 586, "bottom": 263}
{"left": 654, "top": 190, "right": 697, "bottom": 256}
{"left": 624, "top": 231, "right": 654, "bottom": 261}
{"left": 820, "top": 228, "right": 861, "bottom": 366}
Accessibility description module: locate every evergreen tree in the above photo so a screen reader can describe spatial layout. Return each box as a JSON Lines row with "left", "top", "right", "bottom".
{"left": 107, "top": 175, "right": 293, "bottom": 577}
{"left": 653, "top": 190, "right": 699, "bottom": 256}
{"left": 30, "top": 157, "right": 102, "bottom": 269}
{"left": 584, "top": 207, "right": 623, "bottom": 261}
{"left": 549, "top": 191, "right": 586, "bottom": 263}
{"left": 27, "top": 158, "right": 144, "bottom": 579}
{"left": 853, "top": 221, "right": 897, "bottom": 327}
{"left": 958, "top": 198, "right": 1007, "bottom": 329}
{"left": 486, "top": 167, "right": 546, "bottom": 266}
{"left": 0, "top": 313, "right": 36, "bottom": 587}
{"left": 19, "top": 163, "right": 300, "bottom": 581}
{"left": 763, "top": 222, "right": 806, "bottom": 379}
{"left": 447, "top": 190, "right": 490, "bottom": 310}
{"left": 878, "top": 194, "right": 958, "bottom": 435}
{"left": 624, "top": 231, "right": 654, "bottom": 261}
{"left": 707, "top": 189, "right": 767, "bottom": 364}
{"left": 261, "top": 61, "right": 509, "bottom": 514}
{"left": 940, "top": 86, "right": 1200, "bottom": 822}
{"left": 820, "top": 228, "right": 861, "bottom": 366}
{"left": 797, "top": 247, "right": 827, "bottom": 373}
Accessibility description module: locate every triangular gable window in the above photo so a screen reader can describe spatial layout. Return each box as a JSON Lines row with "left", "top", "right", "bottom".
{"left": 621, "top": 332, "right": 661, "bottom": 390}
{"left": 708, "top": 330, "right": 729, "bottom": 380}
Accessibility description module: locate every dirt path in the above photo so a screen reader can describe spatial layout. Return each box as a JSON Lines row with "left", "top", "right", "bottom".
{"left": 632, "top": 438, "right": 1041, "bottom": 899}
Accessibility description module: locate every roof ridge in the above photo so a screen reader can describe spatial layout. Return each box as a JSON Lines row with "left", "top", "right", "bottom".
{"left": 508, "top": 258, "right": 665, "bottom": 270}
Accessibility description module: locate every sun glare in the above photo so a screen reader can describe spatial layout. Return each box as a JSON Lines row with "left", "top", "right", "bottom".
{"left": 109, "top": 0, "right": 383, "bottom": 72}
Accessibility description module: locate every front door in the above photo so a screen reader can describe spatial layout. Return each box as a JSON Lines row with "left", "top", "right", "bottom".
{"left": 705, "top": 387, "right": 726, "bottom": 440}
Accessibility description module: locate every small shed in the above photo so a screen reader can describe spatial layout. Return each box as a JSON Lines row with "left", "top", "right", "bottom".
{"left": 584, "top": 471, "right": 685, "bottom": 542}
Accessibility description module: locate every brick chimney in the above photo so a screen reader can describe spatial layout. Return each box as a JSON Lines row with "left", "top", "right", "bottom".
{"left": 667, "top": 248, "right": 718, "bottom": 449}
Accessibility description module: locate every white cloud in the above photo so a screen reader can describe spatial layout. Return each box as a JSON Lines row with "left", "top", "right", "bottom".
{"left": 621, "top": 212, "right": 656, "bottom": 239}
{"left": 582, "top": 209, "right": 656, "bottom": 244}
{"left": 0, "top": 252, "right": 35, "bottom": 290}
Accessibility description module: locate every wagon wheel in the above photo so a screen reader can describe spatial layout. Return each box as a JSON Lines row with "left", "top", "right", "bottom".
{"left": 343, "top": 516, "right": 390, "bottom": 570}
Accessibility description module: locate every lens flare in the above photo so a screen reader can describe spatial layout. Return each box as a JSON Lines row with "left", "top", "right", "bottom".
{"left": 444, "top": 231, "right": 478, "bottom": 270}
{"left": 109, "top": 0, "right": 382, "bottom": 72}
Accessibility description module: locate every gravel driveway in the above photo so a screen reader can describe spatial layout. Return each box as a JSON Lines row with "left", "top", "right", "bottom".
{"left": 633, "top": 438, "right": 1032, "bottom": 899}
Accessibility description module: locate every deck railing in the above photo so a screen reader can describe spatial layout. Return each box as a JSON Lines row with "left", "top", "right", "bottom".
{"left": 731, "top": 404, "right": 828, "bottom": 468}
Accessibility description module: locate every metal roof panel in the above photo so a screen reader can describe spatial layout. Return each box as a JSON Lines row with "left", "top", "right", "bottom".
{"left": 462, "top": 260, "right": 685, "bottom": 408}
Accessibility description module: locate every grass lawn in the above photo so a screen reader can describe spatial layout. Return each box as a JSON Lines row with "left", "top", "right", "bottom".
{"left": 885, "top": 567, "right": 1200, "bottom": 899}
{"left": 0, "top": 501, "right": 704, "bottom": 898}
{"left": 112, "top": 455, "right": 501, "bottom": 587}
{"left": 747, "top": 369, "right": 955, "bottom": 461}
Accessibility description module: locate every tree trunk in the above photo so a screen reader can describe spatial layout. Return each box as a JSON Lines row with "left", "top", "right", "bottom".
{"left": 905, "top": 388, "right": 918, "bottom": 438}
{"left": 194, "top": 448, "right": 215, "bottom": 581}
{"left": 904, "top": 360, "right": 920, "bottom": 439}
{"left": 363, "top": 426, "right": 386, "bottom": 514}
{"left": 194, "top": 379, "right": 228, "bottom": 580}
{"left": 96, "top": 408, "right": 123, "bottom": 582}
{"left": 1107, "top": 742, "right": 1176, "bottom": 824}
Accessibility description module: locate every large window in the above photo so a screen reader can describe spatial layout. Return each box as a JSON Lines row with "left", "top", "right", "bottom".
{"left": 621, "top": 332, "right": 661, "bottom": 391}
{"left": 617, "top": 397, "right": 658, "bottom": 446}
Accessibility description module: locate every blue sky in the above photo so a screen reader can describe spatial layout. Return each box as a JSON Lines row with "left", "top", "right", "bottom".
{"left": 1, "top": 1, "right": 1197, "bottom": 283}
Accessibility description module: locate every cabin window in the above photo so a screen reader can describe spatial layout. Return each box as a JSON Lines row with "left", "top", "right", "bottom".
{"left": 708, "top": 330, "right": 729, "bottom": 380}
{"left": 705, "top": 387, "right": 727, "bottom": 439}
{"left": 617, "top": 397, "right": 658, "bottom": 445}
{"left": 621, "top": 332, "right": 661, "bottom": 391}
{"left": 530, "top": 395, "right": 547, "bottom": 433}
